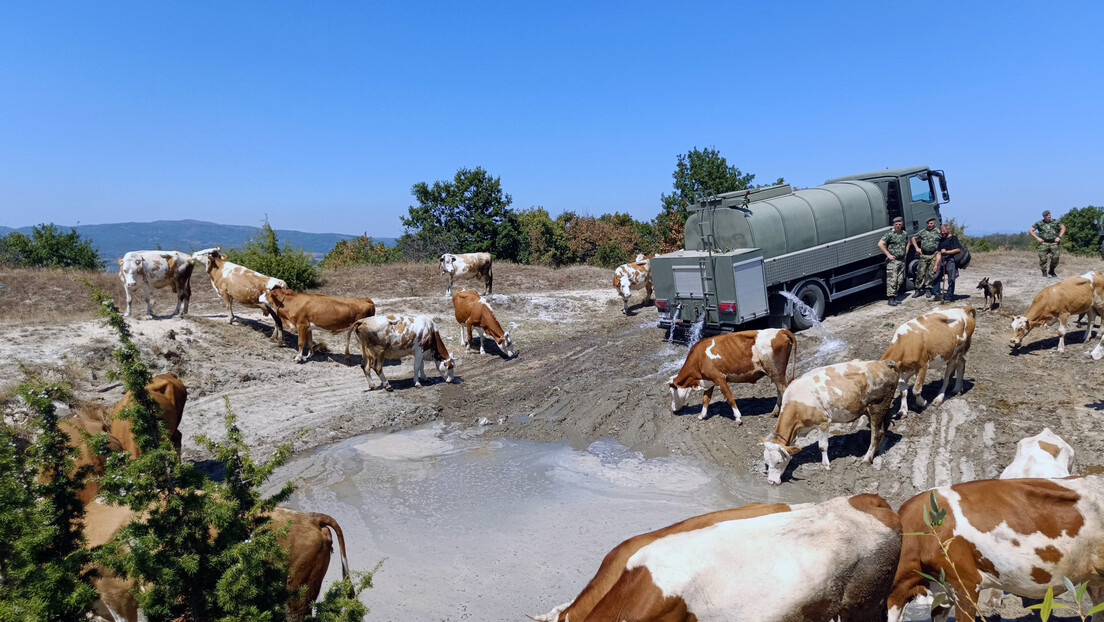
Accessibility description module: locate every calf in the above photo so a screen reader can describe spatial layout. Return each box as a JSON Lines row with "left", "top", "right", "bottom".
{"left": 668, "top": 328, "right": 796, "bottom": 423}
{"left": 439, "top": 252, "right": 493, "bottom": 296}
{"left": 888, "top": 476, "right": 1104, "bottom": 622}
{"left": 117, "top": 250, "right": 195, "bottom": 317}
{"left": 1010, "top": 271, "right": 1104, "bottom": 359}
{"left": 108, "top": 372, "right": 187, "bottom": 459}
{"left": 543, "top": 494, "right": 900, "bottom": 622}
{"left": 531, "top": 502, "right": 799, "bottom": 622}
{"left": 192, "top": 247, "right": 287, "bottom": 341}
{"left": 353, "top": 315, "right": 455, "bottom": 391}
{"left": 451, "top": 288, "right": 515, "bottom": 357}
{"left": 881, "top": 306, "right": 976, "bottom": 417}
{"left": 761, "top": 359, "right": 899, "bottom": 485}
{"left": 1001, "top": 427, "right": 1075, "bottom": 479}
{"left": 264, "top": 289, "right": 376, "bottom": 363}
{"left": 613, "top": 258, "right": 652, "bottom": 313}
{"left": 976, "top": 277, "right": 1003, "bottom": 311}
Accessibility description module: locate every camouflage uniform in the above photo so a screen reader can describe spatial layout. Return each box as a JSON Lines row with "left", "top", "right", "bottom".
{"left": 881, "top": 229, "right": 908, "bottom": 297}
{"left": 914, "top": 228, "right": 942, "bottom": 291}
{"left": 1034, "top": 219, "right": 1062, "bottom": 274}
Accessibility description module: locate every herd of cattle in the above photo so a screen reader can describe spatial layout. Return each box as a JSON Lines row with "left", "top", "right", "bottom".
{"left": 72, "top": 248, "right": 1104, "bottom": 620}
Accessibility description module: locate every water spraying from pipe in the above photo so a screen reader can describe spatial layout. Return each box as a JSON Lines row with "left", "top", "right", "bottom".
{"left": 778, "top": 290, "right": 845, "bottom": 362}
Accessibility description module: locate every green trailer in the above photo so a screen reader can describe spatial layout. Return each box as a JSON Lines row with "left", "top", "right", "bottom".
{"left": 652, "top": 166, "right": 950, "bottom": 332}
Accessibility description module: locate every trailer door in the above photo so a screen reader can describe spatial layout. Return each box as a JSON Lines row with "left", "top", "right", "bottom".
{"left": 733, "top": 258, "right": 768, "bottom": 322}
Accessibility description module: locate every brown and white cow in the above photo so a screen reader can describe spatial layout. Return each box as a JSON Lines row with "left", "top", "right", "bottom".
{"left": 82, "top": 501, "right": 352, "bottom": 622}
{"left": 531, "top": 502, "right": 799, "bottom": 622}
{"left": 613, "top": 258, "right": 652, "bottom": 314}
{"left": 668, "top": 328, "right": 796, "bottom": 423}
{"left": 439, "top": 252, "right": 493, "bottom": 296}
{"left": 117, "top": 250, "right": 195, "bottom": 317}
{"left": 761, "top": 359, "right": 899, "bottom": 485}
{"left": 263, "top": 289, "right": 376, "bottom": 364}
{"left": 1001, "top": 427, "right": 1075, "bottom": 480}
{"left": 1011, "top": 271, "right": 1104, "bottom": 359}
{"left": 108, "top": 372, "right": 187, "bottom": 459}
{"left": 888, "top": 476, "right": 1104, "bottom": 622}
{"left": 451, "top": 288, "right": 515, "bottom": 357}
{"left": 352, "top": 314, "right": 456, "bottom": 391}
{"left": 537, "top": 494, "right": 900, "bottom": 622}
{"left": 192, "top": 247, "right": 287, "bottom": 341}
{"left": 881, "top": 306, "right": 976, "bottom": 418}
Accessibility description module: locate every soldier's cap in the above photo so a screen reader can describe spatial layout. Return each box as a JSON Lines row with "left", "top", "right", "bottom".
{"left": 1042, "top": 209, "right": 1051, "bottom": 217}
{"left": 892, "top": 216, "right": 903, "bottom": 224}
{"left": 927, "top": 217, "right": 936, "bottom": 223}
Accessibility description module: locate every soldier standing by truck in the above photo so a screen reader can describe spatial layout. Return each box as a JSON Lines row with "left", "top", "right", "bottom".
{"left": 1029, "top": 209, "right": 1065, "bottom": 277}
{"left": 878, "top": 216, "right": 908, "bottom": 306}
{"left": 911, "top": 217, "right": 941, "bottom": 298}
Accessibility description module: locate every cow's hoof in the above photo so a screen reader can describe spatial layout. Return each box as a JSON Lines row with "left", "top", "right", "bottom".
{"left": 930, "top": 396, "right": 945, "bottom": 407}
{"left": 697, "top": 413, "right": 708, "bottom": 421}
{"left": 384, "top": 385, "right": 394, "bottom": 392}
{"left": 734, "top": 418, "right": 743, "bottom": 426}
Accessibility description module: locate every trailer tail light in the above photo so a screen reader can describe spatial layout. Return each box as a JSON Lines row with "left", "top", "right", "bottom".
{"left": 655, "top": 299, "right": 667, "bottom": 310}
{"left": 718, "top": 302, "right": 736, "bottom": 313}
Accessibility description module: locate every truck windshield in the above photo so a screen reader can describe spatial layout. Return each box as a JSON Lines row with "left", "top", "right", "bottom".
{"left": 908, "top": 174, "right": 934, "bottom": 203}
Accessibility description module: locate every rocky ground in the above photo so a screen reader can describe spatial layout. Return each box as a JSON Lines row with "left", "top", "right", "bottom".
{"left": 2, "top": 250, "right": 1102, "bottom": 619}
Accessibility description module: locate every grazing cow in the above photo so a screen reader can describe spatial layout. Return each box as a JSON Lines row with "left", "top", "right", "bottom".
{"left": 451, "top": 288, "right": 516, "bottom": 357}
{"left": 761, "top": 359, "right": 899, "bottom": 485}
{"left": 192, "top": 247, "right": 287, "bottom": 341}
{"left": 976, "top": 277, "right": 1003, "bottom": 312}
{"left": 531, "top": 502, "right": 799, "bottom": 622}
{"left": 887, "top": 476, "right": 1104, "bottom": 622}
{"left": 264, "top": 289, "right": 376, "bottom": 364}
{"left": 58, "top": 412, "right": 124, "bottom": 505}
{"left": 353, "top": 315, "right": 456, "bottom": 391}
{"left": 108, "top": 372, "right": 187, "bottom": 459}
{"left": 439, "top": 252, "right": 493, "bottom": 296}
{"left": 117, "top": 250, "right": 195, "bottom": 317}
{"left": 881, "top": 306, "right": 976, "bottom": 417}
{"left": 613, "top": 259, "right": 652, "bottom": 314}
{"left": 82, "top": 502, "right": 352, "bottom": 622}
{"left": 668, "top": 328, "right": 796, "bottom": 423}
{"left": 538, "top": 494, "right": 900, "bottom": 622}
{"left": 1010, "top": 271, "right": 1104, "bottom": 359}
{"left": 1001, "top": 427, "right": 1075, "bottom": 479}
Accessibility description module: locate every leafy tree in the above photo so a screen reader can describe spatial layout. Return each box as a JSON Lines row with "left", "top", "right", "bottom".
{"left": 0, "top": 378, "right": 97, "bottom": 621}
{"left": 593, "top": 241, "right": 629, "bottom": 269}
{"left": 1059, "top": 205, "right": 1104, "bottom": 255}
{"left": 0, "top": 224, "right": 103, "bottom": 269}
{"left": 561, "top": 213, "right": 651, "bottom": 265}
{"left": 398, "top": 167, "right": 523, "bottom": 261}
{"left": 516, "top": 207, "right": 570, "bottom": 267}
{"left": 656, "top": 148, "right": 757, "bottom": 252}
{"left": 225, "top": 218, "right": 321, "bottom": 290}
{"left": 320, "top": 234, "right": 401, "bottom": 268}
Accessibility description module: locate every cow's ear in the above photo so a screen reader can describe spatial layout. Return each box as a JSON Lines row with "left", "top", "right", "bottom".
{"left": 785, "top": 445, "right": 802, "bottom": 455}
{"left": 117, "top": 257, "right": 123, "bottom": 265}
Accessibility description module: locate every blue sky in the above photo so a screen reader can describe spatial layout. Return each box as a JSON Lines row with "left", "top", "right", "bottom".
{"left": 1, "top": 2, "right": 1100, "bottom": 237}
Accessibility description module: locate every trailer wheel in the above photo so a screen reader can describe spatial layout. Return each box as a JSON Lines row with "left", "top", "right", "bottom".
{"left": 790, "top": 282, "right": 826, "bottom": 331}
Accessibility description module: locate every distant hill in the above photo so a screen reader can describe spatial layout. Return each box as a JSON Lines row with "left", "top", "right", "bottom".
{"left": 0, "top": 220, "right": 396, "bottom": 271}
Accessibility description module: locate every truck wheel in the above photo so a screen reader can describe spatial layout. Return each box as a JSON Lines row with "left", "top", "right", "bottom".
{"left": 790, "top": 283, "right": 826, "bottom": 331}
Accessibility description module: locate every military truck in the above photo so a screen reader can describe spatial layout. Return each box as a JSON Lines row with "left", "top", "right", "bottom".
{"left": 651, "top": 165, "right": 950, "bottom": 332}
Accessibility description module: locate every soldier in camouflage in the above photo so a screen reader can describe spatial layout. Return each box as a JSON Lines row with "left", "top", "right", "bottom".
{"left": 911, "top": 217, "right": 941, "bottom": 298}
{"left": 878, "top": 216, "right": 908, "bottom": 306}
{"left": 1029, "top": 209, "right": 1065, "bottom": 277}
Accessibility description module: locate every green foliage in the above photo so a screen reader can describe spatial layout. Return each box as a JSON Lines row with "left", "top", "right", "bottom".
{"left": 320, "top": 234, "right": 401, "bottom": 268}
{"left": 225, "top": 219, "right": 322, "bottom": 290}
{"left": 656, "top": 148, "right": 757, "bottom": 252}
{"left": 1026, "top": 577, "right": 1104, "bottom": 620}
{"left": 306, "top": 566, "right": 380, "bottom": 622}
{"left": 1059, "top": 205, "right": 1104, "bottom": 255}
{"left": 0, "top": 378, "right": 97, "bottom": 621}
{"left": 516, "top": 207, "right": 571, "bottom": 267}
{"left": 0, "top": 224, "right": 104, "bottom": 269}
{"left": 398, "top": 166, "right": 524, "bottom": 262}
{"left": 593, "top": 241, "right": 629, "bottom": 269}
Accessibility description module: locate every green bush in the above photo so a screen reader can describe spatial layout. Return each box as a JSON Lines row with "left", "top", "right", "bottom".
{"left": 224, "top": 219, "right": 321, "bottom": 290}
{"left": 593, "top": 241, "right": 629, "bottom": 268}
{"left": 321, "top": 234, "right": 401, "bottom": 268}
{"left": 0, "top": 224, "right": 103, "bottom": 270}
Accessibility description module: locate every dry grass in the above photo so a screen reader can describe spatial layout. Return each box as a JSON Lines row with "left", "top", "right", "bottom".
{"left": 318, "top": 261, "right": 611, "bottom": 298}
{"left": 0, "top": 267, "right": 122, "bottom": 325}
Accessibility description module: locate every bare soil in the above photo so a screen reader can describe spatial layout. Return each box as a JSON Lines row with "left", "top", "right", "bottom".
{"left": 3, "top": 252, "right": 1104, "bottom": 618}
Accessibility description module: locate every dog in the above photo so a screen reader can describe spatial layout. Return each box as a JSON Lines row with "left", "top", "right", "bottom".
{"left": 976, "top": 277, "right": 1003, "bottom": 311}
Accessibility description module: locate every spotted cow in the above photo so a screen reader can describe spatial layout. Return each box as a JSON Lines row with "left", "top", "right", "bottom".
{"left": 192, "top": 247, "right": 287, "bottom": 341}
{"left": 117, "top": 250, "right": 195, "bottom": 317}
{"left": 613, "top": 258, "right": 652, "bottom": 314}
{"left": 888, "top": 476, "right": 1104, "bottom": 622}
{"left": 1011, "top": 271, "right": 1104, "bottom": 359}
{"left": 881, "top": 306, "right": 976, "bottom": 417}
{"left": 761, "top": 359, "right": 899, "bottom": 485}
{"left": 1001, "top": 428, "right": 1075, "bottom": 480}
{"left": 451, "top": 288, "right": 515, "bottom": 357}
{"left": 352, "top": 314, "right": 455, "bottom": 391}
{"left": 668, "top": 329, "right": 796, "bottom": 423}
{"left": 439, "top": 252, "right": 493, "bottom": 296}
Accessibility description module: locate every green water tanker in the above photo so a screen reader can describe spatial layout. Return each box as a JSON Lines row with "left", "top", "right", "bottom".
{"left": 651, "top": 165, "right": 950, "bottom": 332}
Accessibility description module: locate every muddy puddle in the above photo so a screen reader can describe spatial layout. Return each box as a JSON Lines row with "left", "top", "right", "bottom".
{"left": 267, "top": 422, "right": 817, "bottom": 621}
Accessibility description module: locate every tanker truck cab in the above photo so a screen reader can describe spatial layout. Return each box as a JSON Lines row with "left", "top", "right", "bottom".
{"left": 651, "top": 165, "right": 950, "bottom": 334}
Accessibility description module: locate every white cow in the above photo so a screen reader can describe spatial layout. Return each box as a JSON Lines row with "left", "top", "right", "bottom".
{"left": 117, "top": 250, "right": 195, "bottom": 317}
{"left": 439, "top": 252, "right": 493, "bottom": 296}
{"left": 352, "top": 315, "right": 456, "bottom": 391}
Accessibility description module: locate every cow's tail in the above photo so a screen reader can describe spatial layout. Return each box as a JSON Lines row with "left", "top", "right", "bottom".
{"left": 313, "top": 512, "right": 352, "bottom": 595}
{"left": 485, "top": 261, "right": 493, "bottom": 295}
{"left": 783, "top": 329, "right": 797, "bottom": 384}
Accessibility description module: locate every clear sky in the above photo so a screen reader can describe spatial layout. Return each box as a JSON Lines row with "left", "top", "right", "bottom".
{"left": 1, "top": 2, "right": 1101, "bottom": 237}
